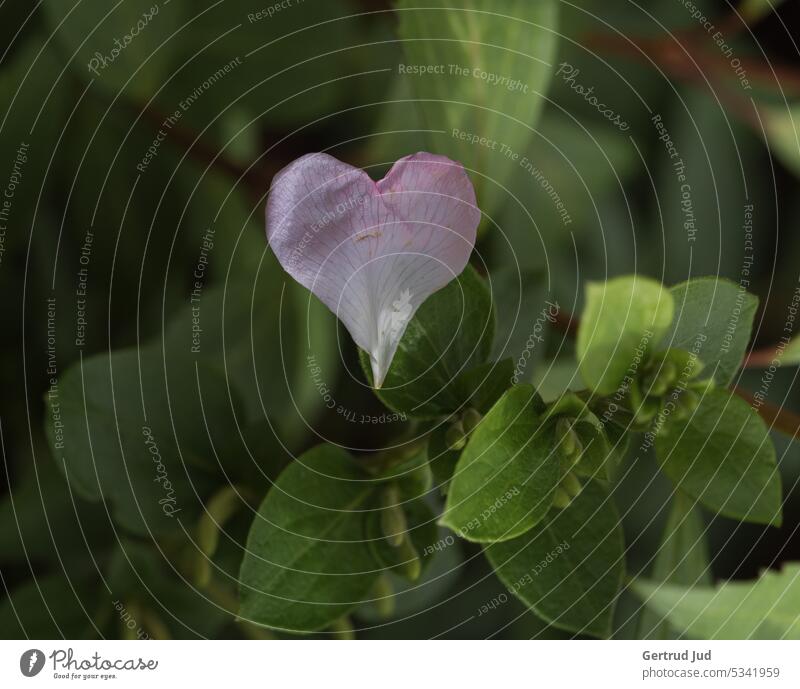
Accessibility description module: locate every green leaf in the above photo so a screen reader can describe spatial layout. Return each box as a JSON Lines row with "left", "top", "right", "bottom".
{"left": 361, "top": 266, "right": 496, "bottom": 417}
{"left": 441, "top": 385, "right": 559, "bottom": 542}
{"left": 0, "top": 453, "right": 109, "bottom": 566}
{"left": 577, "top": 276, "right": 675, "bottom": 395}
{"left": 638, "top": 492, "right": 711, "bottom": 639}
{"left": 664, "top": 277, "right": 758, "bottom": 385}
{"left": 395, "top": 0, "right": 559, "bottom": 220}
{"left": 532, "top": 358, "right": 584, "bottom": 402}
{"left": 44, "top": 0, "right": 185, "bottom": 98}
{"left": 485, "top": 480, "right": 625, "bottom": 637}
{"left": 633, "top": 563, "right": 800, "bottom": 639}
{"left": 44, "top": 345, "right": 241, "bottom": 535}
{"left": 0, "top": 573, "right": 102, "bottom": 640}
{"left": 163, "top": 0, "right": 363, "bottom": 131}
{"left": 454, "top": 358, "right": 515, "bottom": 413}
{"left": 655, "top": 90, "right": 765, "bottom": 284}
{"left": 0, "top": 38, "right": 70, "bottom": 233}
{"left": 238, "top": 445, "right": 380, "bottom": 633}
{"left": 166, "top": 263, "right": 340, "bottom": 448}
{"left": 655, "top": 389, "right": 782, "bottom": 526}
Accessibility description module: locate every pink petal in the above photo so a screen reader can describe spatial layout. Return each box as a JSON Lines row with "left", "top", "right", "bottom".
{"left": 266, "top": 152, "right": 479, "bottom": 387}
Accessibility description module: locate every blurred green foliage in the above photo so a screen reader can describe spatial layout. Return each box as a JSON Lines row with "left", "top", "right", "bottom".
{"left": 1, "top": 0, "right": 800, "bottom": 640}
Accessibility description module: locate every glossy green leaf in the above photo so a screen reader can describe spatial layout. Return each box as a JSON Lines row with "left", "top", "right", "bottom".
{"left": 656, "top": 389, "right": 782, "bottom": 526}
{"left": 664, "top": 277, "right": 758, "bottom": 385}
{"left": 395, "top": 0, "right": 559, "bottom": 220}
{"left": 238, "top": 445, "right": 380, "bottom": 632}
{"left": 485, "top": 480, "right": 625, "bottom": 637}
{"left": 442, "top": 385, "right": 559, "bottom": 542}
{"left": 361, "top": 266, "right": 496, "bottom": 417}
{"left": 633, "top": 563, "right": 800, "bottom": 640}
{"left": 638, "top": 492, "right": 711, "bottom": 639}
{"left": 577, "top": 276, "right": 675, "bottom": 395}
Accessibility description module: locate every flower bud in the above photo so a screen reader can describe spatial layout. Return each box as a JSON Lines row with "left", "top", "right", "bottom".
{"left": 445, "top": 421, "right": 467, "bottom": 451}
{"left": 379, "top": 484, "right": 407, "bottom": 547}
{"left": 371, "top": 575, "right": 395, "bottom": 618}
{"left": 552, "top": 487, "right": 572, "bottom": 509}
{"left": 649, "top": 360, "right": 677, "bottom": 396}
{"left": 394, "top": 535, "right": 423, "bottom": 582}
{"left": 330, "top": 616, "right": 355, "bottom": 640}
{"left": 462, "top": 407, "right": 482, "bottom": 434}
{"left": 561, "top": 472, "right": 582, "bottom": 498}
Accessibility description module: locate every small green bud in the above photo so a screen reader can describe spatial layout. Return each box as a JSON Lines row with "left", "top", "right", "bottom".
{"left": 649, "top": 361, "right": 677, "bottom": 397}
{"left": 380, "top": 484, "right": 407, "bottom": 547}
{"left": 561, "top": 472, "right": 582, "bottom": 498}
{"left": 681, "top": 390, "right": 700, "bottom": 413}
{"left": 193, "top": 553, "right": 212, "bottom": 589}
{"left": 552, "top": 487, "right": 572, "bottom": 509}
{"left": 197, "top": 485, "right": 242, "bottom": 557}
{"left": 371, "top": 575, "right": 395, "bottom": 619}
{"left": 633, "top": 398, "right": 659, "bottom": 427}
{"left": 392, "top": 533, "right": 423, "bottom": 582}
{"left": 556, "top": 418, "right": 583, "bottom": 468}
{"left": 688, "top": 377, "right": 715, "bottom": 395}
{"left": 329, "top": 616, "right": 355, "bottom": 640}
{"left": 445, "top": 421, "right": 467, "bottom": 451}
{"left": 141, "top": 608, "right": 171, "bottom": 640}
{"left": 671, "top": 402, "right": 690, "bottom": 423}
{"left": 556, "top": 417, "right": 577, "bottom": 455}
{"left": 628, "top": 379, "right": 643, "bottom": 412}
{"left": 461, "top": 408, "right": 482, "bottom": 434}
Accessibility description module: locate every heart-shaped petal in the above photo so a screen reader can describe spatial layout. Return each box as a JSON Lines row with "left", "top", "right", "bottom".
{"left": 266, "top": 152, "right": 480, "bottom": 387}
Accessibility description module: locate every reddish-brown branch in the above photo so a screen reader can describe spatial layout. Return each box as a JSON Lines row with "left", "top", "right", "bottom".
{"left": 743, "top": 345, "right": 784, "bottom": 369}
{"left": 134, "top": 101, "right": 273, "bottom": 203}
{"left": 732, "top": 386, "right": 800, "bottom": 438}
{"left": 553, "top": 309, "right": 579, "bottom": 337}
